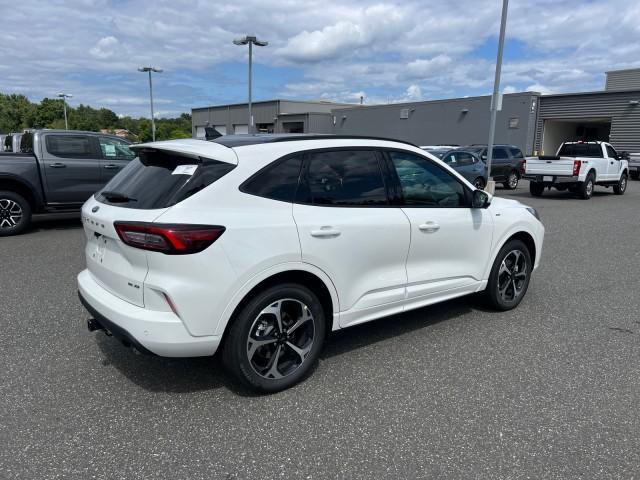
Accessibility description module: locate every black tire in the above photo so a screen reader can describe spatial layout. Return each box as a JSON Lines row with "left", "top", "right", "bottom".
{"left": 529, "top": 182, "right": 544, "bottom": 197}
{"left": 503, "top": 171, "right": 519, "bottom": 190}
{"left": 222, "top": 283, "right": 326, "bottom": 393}
{"left": 613, "top": 173, "right": 628, "bottom": 195}
{"left": 0, "top": 190, "right": 32, "bottom": 237}
{"left": 484, "top": 239, "right": 532, "bottom": 311}
{"left": 630, "top": 171, "right": 639, "bottom": 180}
{"left": 578, "top": 172, "right": 595, "bottom": 200}
{"left": 473, "top": 177, "right": 486, "bottom": 189}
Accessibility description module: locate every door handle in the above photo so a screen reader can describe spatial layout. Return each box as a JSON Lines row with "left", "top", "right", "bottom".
{"left": 49, "top": 163, "right": 66, "bottom": 168}
{"left": 418, "top": 221, "right": 440, "bottom": 233}
{"left": 310, "top": 227, "right": 341, "bottom": 238}
{"left": 103, "top": 164, "right": 119, "bottom": 169}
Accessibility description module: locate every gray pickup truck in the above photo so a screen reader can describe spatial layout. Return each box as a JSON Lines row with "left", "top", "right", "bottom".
{"left": 0, "top": 130, "right": 135, "bottom": 236}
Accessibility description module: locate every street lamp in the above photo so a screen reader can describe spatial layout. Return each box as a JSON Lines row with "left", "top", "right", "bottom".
{"left": 233, "top": 35, "right": 268, "bottom": 134}
{"left": 485, "top": 0, "right": 509, "bottom": 194}
{"left": 57, "top": 93, "right": 73, "bottom": 130}
{"left": 138, "top": 66, "right": 163, "bottom": 141}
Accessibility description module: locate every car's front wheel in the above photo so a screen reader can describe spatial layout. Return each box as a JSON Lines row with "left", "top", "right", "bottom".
{"left": 503, "top": 171, "right": 519, "bottom": 190}
{"left": 0, "top": 190, "right": 32, "bottom": 237}
{"left": 613, "top": 173, "right": 628, "bottom": 195}
{"left": 484, "top": 239, "right": 532, "bottom": 311}
{"left": 222, "top": 283, "right": 326, "bottom": 393}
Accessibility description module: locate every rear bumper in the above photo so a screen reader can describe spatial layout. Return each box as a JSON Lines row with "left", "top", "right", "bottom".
{"left": 77, "top": 269, "right": 220, "bottom": 357}
{"left": 523, "top": 174, "right": 579, "bottom": 184}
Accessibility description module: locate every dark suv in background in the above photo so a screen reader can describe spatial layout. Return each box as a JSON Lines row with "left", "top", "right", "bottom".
{"left": 463, "top": 144, "right": 525, "bottom": 189}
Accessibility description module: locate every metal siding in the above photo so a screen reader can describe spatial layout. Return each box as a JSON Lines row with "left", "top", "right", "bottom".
{"left": 605, "top": 69, "right": 640, "bottom": 91}
{"left": 332, "top": 93, "right": 537, "bottom": 151}
{"left": 535, "top": 91, "right": 640, "bottom": 152}
{"left": 307, "top": 113, "right": 333, "bottom": 133}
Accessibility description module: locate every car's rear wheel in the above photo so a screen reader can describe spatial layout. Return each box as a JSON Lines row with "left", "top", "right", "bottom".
{"left": 529, "top": 182, "right": 544, "bottom": 197}
{"left": 0, "top": 190, "right": 31, "bottom": 237}
{"left": 222, "top": 283, "right": 326, "bottom": 393}
{"left": 484, "top": 239, "right": 532, "bottom": 311}
{"left": 613, "top": 173, "right": 627, "bottom": 195}
{"left": 579, "top": 173, "right": 595, "bottom": 199}
{"left": 503, "top": 171, "right": 519, "bottom": 190}
{"left": 473, "top": 177, "right": 486, "bottom": 189}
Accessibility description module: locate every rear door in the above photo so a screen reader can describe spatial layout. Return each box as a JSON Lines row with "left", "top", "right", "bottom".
{"left": 97, "top": 136, "right": 136, "bottom": 183}
{"left": 292, "top": 148, "right": 410, "bottom": 325}
{"left": 490, "top": 147, "right": 510, "bottom": 180}
{"left": 41, "top": 134, "right": 102, "bottom": 204}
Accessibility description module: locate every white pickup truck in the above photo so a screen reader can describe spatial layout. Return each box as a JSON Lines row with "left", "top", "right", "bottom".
{"left": 523, "top": 141, "right": 629, "bottom": 199}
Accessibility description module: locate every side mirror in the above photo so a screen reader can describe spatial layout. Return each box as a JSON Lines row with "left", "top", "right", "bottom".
{"left": 472, "top": 189, "right": 491, "bottom": 209}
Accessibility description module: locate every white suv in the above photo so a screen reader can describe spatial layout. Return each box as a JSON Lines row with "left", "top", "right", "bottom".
{"left": 78, "top": 135, "right": 545, "bottom": 392}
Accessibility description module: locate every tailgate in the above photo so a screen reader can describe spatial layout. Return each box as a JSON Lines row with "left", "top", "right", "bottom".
{"left": 525, "top": 156, "right": 575, "bottom": 176}
{"left": 82, "top": 196, "right": 168, "bottom": 307}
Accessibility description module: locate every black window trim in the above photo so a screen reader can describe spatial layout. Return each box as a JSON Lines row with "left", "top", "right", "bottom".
{"left": 44, "top": 134, "right": 101, "bottom": 159}
{"left": 381, "top": 148, "right": 474, "bottom": 208}
{"left": 238, "top": 151, "right": 306, "bottom": 204}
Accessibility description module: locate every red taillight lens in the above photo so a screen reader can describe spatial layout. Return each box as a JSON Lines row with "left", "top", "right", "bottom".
{"left": 521, "top": 159, "right": 526, "bottom": 173}
{"left": 573, "top": 160, "right": 581, "bottom": 176}
{"left": 114, "top": 222, "right": 225, "bottom": 254}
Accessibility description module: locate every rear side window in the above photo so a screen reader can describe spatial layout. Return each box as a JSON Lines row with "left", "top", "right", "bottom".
{"left": 96, "top": 149, "right": 235, "bottom": 209}
{"left": 241, "top": 155, "right": 303, "bottom": 202}
{"left": 492, "top": 147, "right": 509, "bottom": 159}
{"left": 299, "top": 150, "right": 388, "bottom": 206}
{"left": 46, "top": 135, "right": 95, "bottom": 158}
{"left": 558, "top": 143, "right": 603, "bottom": 157}
{"left": 509, "top": 147, "right": 524, "bottom": 158}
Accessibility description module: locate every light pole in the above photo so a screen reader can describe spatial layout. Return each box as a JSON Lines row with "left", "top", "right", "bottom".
{"left": 138, "top": 66, "right": 163, "bottom": 141}
{"left": 57, "top": 93, "right": 73, "bottom": 130}
{"left": 485, "top": 0, "right": 509, "bottom": 193}
{"left": 233, "top": 36, "right": 268, "bottom": 134}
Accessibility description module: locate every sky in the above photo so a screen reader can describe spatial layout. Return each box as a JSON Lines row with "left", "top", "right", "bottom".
{"left": 0, "top": 0, "right": 639, "bottom": 118}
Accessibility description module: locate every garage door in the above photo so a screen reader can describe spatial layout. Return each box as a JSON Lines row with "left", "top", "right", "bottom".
{"left": 195, "top": 126, "right": 206, "bottom": 138}
{"left": 234, "top": 124, "right": 248, "bottom": 134}
{"left": 214, "top": 125, "right": 227, "bottom": 136}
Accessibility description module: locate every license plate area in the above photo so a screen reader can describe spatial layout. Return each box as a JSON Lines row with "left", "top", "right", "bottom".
{"left": 543, "top": 175, "right": 553, "bottom": 182}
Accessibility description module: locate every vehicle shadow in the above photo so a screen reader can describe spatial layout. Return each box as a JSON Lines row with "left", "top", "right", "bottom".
{"left": 24, "top": 214, "right": 82, "bottom": 234}
{"left": 504, "top": 189, "right": 609, "bottom": 200}
{"left": 94, "top": 294, "right": 484, "bottom": 396}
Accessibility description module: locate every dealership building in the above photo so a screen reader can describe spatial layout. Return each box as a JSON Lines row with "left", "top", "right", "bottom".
{"left": 192, "top": 68, "right": 640, "bottom": 154}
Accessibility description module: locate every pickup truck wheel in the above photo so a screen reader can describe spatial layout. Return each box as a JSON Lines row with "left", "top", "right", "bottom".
{"left": 613, "top": 173, "right": 628, "bottom": 195}
{"left": 529, "top": 182, "right": 544, "bottom": 197}
{"left": 503, "top": 171, "right": 519, "bottom": 190}
{"left": 484, "top": 239, "right": 532, "bottom": 311}
{"left": 0, "top": 191, "right": 31, "bottom": 237}
{"left": 579, "top": 173, "right": 595, "bottom": 200}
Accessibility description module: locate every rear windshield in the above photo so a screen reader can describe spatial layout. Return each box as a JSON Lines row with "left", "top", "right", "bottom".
{"left": 95, "top": 149, "right": 235, "bottom": 209}
{"left": 558, "top": 143, "right": 603, "bottom": 157}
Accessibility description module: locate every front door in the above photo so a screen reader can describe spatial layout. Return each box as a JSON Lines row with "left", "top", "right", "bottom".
{"left": 98, "top": 136, "right": 136, "bottom": 183}
{"left": 605, "top": 144, "right": 621, "bottom": 181}
{"left": 292, "top": 149, "right": 410, "bottom": 326}
{"left": 41, "top": 134, "right": 102, "bottom": 204}
{"left": 386, "top": 150, "right": 494, "bottom": 303}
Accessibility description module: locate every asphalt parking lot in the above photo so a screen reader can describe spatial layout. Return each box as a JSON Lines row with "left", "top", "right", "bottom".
{"left": 1, "top": 181, "right": 639, "bottom": 479}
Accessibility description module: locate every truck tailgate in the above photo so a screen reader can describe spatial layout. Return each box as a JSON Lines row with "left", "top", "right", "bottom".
{"left": 525, "top": 157, "right": 575, "bottom": 176}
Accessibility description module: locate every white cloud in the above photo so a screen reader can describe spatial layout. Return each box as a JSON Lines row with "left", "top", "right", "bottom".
{"left": 89, "top": 36, "right": 119, "bottom": 59}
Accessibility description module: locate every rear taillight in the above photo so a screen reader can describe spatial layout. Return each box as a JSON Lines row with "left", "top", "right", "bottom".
{"left": 114, "top": 222, "right": 225, "bottom": 254}
{"left": 573, "top": 160, "right": 581, "bottom": 176}
{"left": 521, "top": 159, "right": 526, "bottom": 174}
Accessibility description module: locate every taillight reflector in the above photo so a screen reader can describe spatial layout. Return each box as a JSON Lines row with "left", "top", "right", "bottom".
{"left": 114, "top": 222, "right": 225, "bottom": 254}
{"left": 573, "top": 160, "right": 581, "bottom": 176}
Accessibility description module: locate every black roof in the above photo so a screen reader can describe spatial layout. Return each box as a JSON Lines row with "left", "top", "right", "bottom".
{"left": 208, "top": 134, "right": 417, "bottom": 148}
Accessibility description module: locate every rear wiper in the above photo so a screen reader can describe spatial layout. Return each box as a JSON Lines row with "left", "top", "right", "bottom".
{"left": 101, "top": 190, "right": 137, "bottom": 203}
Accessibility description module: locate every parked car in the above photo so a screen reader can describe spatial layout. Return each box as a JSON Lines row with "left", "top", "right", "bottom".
{"left": 0, "top": 130, "right": 135, "bottom": 236}
{"left": 463, "top": 144, "right": 525, "bottom": 189}
{"left": 422, "top": 148, "right": 488, "bottom": 189}
{"left": 523, "top": 141, "right": 629, "bottom": 199}
{"left": 628, "top": 152, "right": 640, "bottom": 180}
{"left": 78, "top": 134, "right": 545, "bottom": 393}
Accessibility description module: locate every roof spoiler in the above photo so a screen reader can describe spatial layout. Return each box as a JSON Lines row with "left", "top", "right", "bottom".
{"left": 204, "top": 127, "right": 222, "bottom": 140}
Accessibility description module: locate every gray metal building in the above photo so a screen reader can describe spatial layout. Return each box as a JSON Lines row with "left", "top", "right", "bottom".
{"left": 191, "top": 99, "right": 356, "bottom": 137}
{"left": 331, "top": 92, "right": 539, "bottom": 153}
{"left": 192, "top": 69, "right": 640, "bottom": 155}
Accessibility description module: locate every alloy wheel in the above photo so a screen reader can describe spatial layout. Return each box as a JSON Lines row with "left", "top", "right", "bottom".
{"left": 586, "top": 179, "right": 593, "bottom": 196}
{"left": 508, "top": 172, "right": 518, "bottom": 189}
{"left": 497, "top": 249, "right": 528, "bottom": 302}
{"left": 620, "top": 176, "right": 627, "bottom": 192}
{"left": 0, "top": 198, "right": 22, "bottom": 229}
{"left": 246, "top": 299, "right": 315, "bottom": 379}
